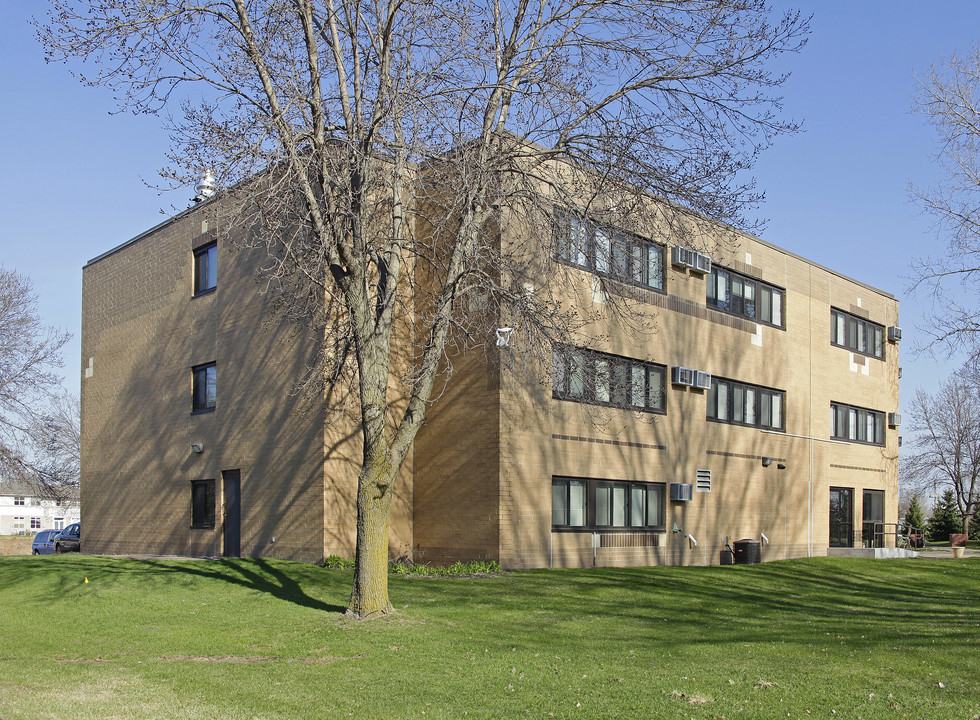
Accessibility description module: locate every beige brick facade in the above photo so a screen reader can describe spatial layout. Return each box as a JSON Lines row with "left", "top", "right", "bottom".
{"left": 81, "top": 195, "right": 898, "bottom": 568}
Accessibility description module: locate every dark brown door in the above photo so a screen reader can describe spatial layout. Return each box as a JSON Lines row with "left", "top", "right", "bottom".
{"left": 223, "top": 470, "right": 241, "bottom": 557}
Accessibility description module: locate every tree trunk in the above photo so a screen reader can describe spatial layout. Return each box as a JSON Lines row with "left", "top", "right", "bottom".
{"left": 347, "top": 456, "right": 395, "bottom": 619}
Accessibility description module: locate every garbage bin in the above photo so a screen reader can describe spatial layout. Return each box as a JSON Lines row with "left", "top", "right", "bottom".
{"left": 733, "top": 538, "right": 761, "bottom": 565}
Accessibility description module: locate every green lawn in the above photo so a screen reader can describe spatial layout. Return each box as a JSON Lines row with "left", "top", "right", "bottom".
{"left": 1, "top": 555, "right": 977, "bottom": 719}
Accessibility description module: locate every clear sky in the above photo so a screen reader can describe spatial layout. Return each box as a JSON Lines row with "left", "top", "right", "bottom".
{"left": 1, "top": 1, "right": 979, "bottom": 433}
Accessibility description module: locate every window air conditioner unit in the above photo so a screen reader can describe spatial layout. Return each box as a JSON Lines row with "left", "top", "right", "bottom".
{"left": 693, "top": 370, "right": 712, "bottom": 390}
{"left": 887, "top": 326, "right": 902, "bottom": 342}
{"left": 671, "top": 246, "right": 695, "bottom": 268}
{"left": 888, "top": 412, "right": 902, "bottom": 428}
{"left": 692, "top": 253, "right": 712, "bottom": 275}
{"left": 670, "top": 483, "right": 694, "bottom": 502}
{"left": 671, "top": 366, "right": 695, "bottom": 386}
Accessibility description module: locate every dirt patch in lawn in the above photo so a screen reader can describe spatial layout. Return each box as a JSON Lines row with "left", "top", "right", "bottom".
{"left": 0, "top": 537, "right": 32, "bottom": 555}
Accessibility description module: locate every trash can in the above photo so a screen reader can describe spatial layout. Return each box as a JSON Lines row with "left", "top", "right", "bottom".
{"left": 733, "top": 538, "right": 761, "bottom": 565}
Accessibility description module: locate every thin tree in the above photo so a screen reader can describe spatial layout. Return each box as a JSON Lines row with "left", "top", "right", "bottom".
{"left": 40, "top": 0, "right": 809, "bottom": 618}
{"left": 926, "top": 489, "right": 963, "bottom": 542}
{"left": 903, "top": 494, "right": 925, "bottom": 533}
{"left": 905, "top": 369, "right": 980, "bottom": 538}
{"left": 910, "top": 46, "right": 980, "bottom": 361}
{"left": 0, "top": 267, "right": 72, "bottom": 494}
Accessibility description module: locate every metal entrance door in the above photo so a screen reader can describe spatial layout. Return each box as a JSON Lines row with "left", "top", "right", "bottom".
{"left": 862, "top": 489, "right": 884, "bottom": 548}
{"left": 222, "top": 469, "right": 241, "bottom": 557}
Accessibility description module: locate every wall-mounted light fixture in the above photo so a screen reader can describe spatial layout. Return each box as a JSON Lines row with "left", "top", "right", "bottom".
{"left": 761, "top": 457, "right": 772, "bottom": 468}
{"left": 777, "top": 463, "right": 787, "bottom": 470}
{"left": 191, "top": 443, "right": 205, "bottom": 454}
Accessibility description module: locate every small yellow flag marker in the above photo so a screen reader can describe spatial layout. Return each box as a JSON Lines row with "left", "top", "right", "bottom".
{"left": 84, "top": 577, "right": 89, "bottom": 584}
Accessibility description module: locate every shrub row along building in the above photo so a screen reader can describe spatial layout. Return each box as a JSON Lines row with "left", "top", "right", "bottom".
{"left": 80, "top": 184, "right": 900, "bottom": 567}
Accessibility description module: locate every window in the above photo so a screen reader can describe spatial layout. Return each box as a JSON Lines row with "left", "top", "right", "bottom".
{"left": 707, "top": 377, "right": 784, "bottom": 430}
{"left": 30, "top": 517, "right": 41, "bottom": 529}
{"left": 707, "top": 265, "right": 783, "bottom": 327}
{"left": 191, "top": 479, "right": 216, "bottom": 528}
{"left": 192, "top": 362, "right": 216, "bottom": 413}
{"left": 831, "top": 309, "right": 884, "bottom": 359}
{"left": 552, "top": 477, "right": 665, "bottom": 530}
{"left": 54, "top": 518, "right": 64, "bottom": 530}
{"left": 193, "top": 242, "right": 217, "bottom": 296}
{"left": 13, "top": 517, "right": 24, "bottom": 530}
{"left": 13, "top": 496, "right": 25, "bottom": 506}
{"left": 553, "top": 347, "right": 665, "bottom": 413}
{"left": 555, "top": 212, "right": 665, "bottom": 292}
{"left": 831, "top": 402, "right": 885, "bottom": 445}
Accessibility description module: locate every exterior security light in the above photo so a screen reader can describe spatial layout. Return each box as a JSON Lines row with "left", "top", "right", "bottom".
{"left": 191, "top": 443, "right": 205, "bottom": 454}
{"left": 496, "top": 327, "right": 513, "bottom": 347}
{"left": 761, "top": 457, "right": 772, "bottom": 468}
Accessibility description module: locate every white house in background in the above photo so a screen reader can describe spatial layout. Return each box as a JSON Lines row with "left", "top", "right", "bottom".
{"left": 0, "top": 482, "right": 80, "bottom": 535}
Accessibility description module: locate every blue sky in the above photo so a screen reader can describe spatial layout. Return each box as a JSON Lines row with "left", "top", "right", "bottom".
{"left": 1, "top": 1, "right": 978, "bottom": 428}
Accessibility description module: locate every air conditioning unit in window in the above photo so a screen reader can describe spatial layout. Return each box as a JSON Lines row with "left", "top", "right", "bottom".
{"left": 671, "top": 246, "right": 695, "bottom": 268}
{"left": 670, "top": 483, "right": 694, "bottom": 502}
{"left": 888, "top": 412, "right": 902, "bottom": 428}
{"left": 692, "top": 253, "right": 712, "bottom": 275}
{"left": 693, "top": 370, "right": 712, "bottom": 390}
{"left": 887, "top": 326, "right": 902, "bottom": 342}
{"left": 671, "top": 366, "right": 695, "bottom": 386}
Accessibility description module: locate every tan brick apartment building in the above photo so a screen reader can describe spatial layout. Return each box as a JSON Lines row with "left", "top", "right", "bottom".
{"left": 80, "top": 193, "right": 900, "bottom": 568}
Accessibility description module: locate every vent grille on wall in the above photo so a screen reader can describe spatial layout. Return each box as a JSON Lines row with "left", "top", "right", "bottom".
{"left": 696, "top": 469, "right": 712, "bottom": 493}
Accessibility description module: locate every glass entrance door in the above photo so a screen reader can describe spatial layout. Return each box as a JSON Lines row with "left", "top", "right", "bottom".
{"left": 829, "top": 487, "right": 853, "bottom": 547}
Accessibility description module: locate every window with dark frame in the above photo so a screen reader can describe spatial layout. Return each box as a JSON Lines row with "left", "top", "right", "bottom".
{"left": 706, "top": 264, "right": 783, "bottom": 327}
{"left": 830, "top": 308, "right": 884, "bottom": 359}
{"left": 552, "top": 477, "right": 665, "bottom": 530}
{"left": 831, "top": 402, "right": 885, "bottom": 445}
{"left": 13, "top": 496, "right": 25, "bottom": 506}
{"left": 193, "top": 242, "right": 217, "bottom": 296}
{"left": 707, "top": 377, "right": 785, "bottom": 431}
{"left": 192, "top": 362, "right": 216, "bottom": 413}
{"left": 553, "top": 347, "right": 665, "bottom": 413}
{"left": 191, "top": 479, "right": 216, "bottom": 528}
{"left": 554, "top": 212, "right": 665, "bottom": 292}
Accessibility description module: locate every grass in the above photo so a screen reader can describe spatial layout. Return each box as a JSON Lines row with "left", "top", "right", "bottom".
{"left": 0, "top": 555, "right": 977, "bottom": 719}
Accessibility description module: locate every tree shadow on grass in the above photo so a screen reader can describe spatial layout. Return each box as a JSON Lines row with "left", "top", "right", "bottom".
{"left": 150, "top": 557, "right": 348, "bottom": 614}
{"left": 0, "top": 555, "right": 347, "bottom": 614}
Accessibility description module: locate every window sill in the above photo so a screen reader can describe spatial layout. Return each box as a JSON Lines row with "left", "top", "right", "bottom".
{"left": 191, "top": 407, "right": 216, "bottom": 415}
{"left": 192, "top": 287, "right": 217, "bottom": 300}
{"left": 552, "top": 526, "right": 666, "bottom": 533}
{"left": 831, "top": 343, "right": 884, "bottom": 361}
{"left": 830, "top": 437, "right": 885, "bottom": 447}
{"left": 706, "top": 417, "right": 784, "bottom": 432}
{"left": 706, "top": 303, "right": 784, "bottom": 330}
{"left": 190, "top": 524, "right": 216, "bottom": 530}
{"left": 552, "top": 394, "right": 666, "bottom": 415}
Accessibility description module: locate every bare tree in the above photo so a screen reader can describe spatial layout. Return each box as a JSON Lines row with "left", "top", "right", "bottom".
{"left": 911, "top": 46, "right": 980, "bottom": 361}
{"left": 40, "top": 0, "right": 809, "bottom": 618}
{"left": 0, "top": 267, "right": 72, "bottom": 491}
{"left": 904, "top": 368, "right": 980, "bottom": 537}
{"left": 23, "top": 392, "right": 81, "bottom": 506}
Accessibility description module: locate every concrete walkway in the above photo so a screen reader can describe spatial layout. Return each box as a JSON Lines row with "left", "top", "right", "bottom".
{"left": 913, "top": 547, "right": 978, "bottom": 559}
